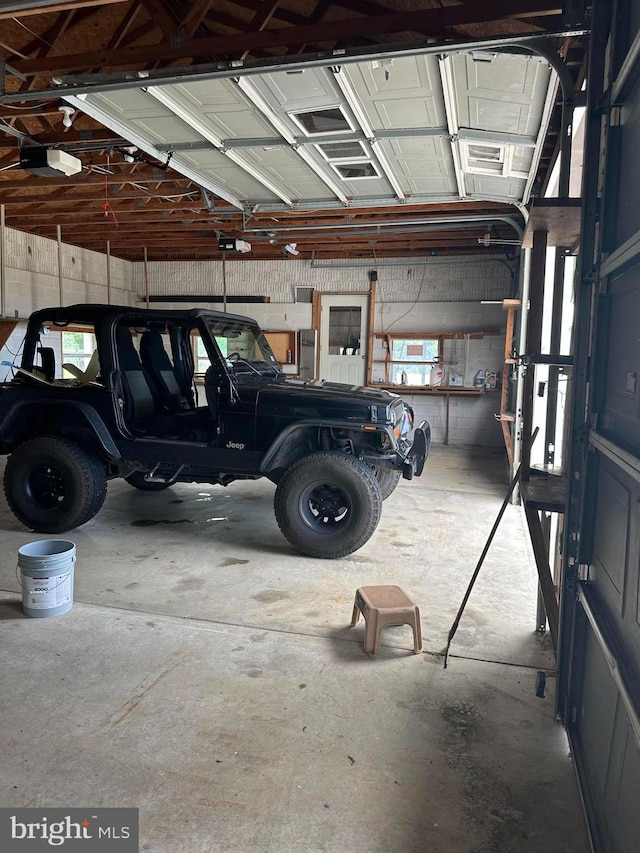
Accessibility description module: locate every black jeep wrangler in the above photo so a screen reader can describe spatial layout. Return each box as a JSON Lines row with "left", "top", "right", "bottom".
{"left": 0, "top": 305, "right": 430, "bottom": 558}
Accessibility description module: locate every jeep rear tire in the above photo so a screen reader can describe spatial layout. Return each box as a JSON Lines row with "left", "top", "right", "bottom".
{"left": 372, "top": 465, "right": 402, "bottom": 500}
{"left": 4, "top": 436, "right": 107, "bottom": 533}
{"left": 125, "top": 471, "right": 171, "bottom": 491}
{"left": 274, "top": 451, "right": 382, "bottom": 559}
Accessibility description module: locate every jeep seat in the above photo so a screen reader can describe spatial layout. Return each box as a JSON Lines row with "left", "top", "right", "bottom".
{"left": 116, "top": 326, "right": 208, "bottom": 438}
{"left": 116, "top": 325, "right": 157, "bottom": 428}
{"left": 140, "top": 329, "right": 191, "bottom": 412}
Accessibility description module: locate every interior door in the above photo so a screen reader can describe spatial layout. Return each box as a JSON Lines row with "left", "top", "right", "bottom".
{"left": 559, "top": 2, "right": 640, "bottom": 850}
{"left": 318, "top": 294, "right": 368, "bottom": 385}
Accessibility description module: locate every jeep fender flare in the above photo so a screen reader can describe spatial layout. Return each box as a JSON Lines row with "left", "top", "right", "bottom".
{"left": 0, "top": 399, "right": 121, "bottom": 461}
{"left": 259, "top": 419, "right": 394, "bottom": 474}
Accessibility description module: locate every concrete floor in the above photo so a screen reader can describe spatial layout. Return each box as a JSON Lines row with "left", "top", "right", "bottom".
{"left": 0, "top": 446, "right": 590, "bottom": 852}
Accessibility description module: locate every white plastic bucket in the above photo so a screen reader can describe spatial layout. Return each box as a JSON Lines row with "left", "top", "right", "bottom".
{"left": 17, "top": 540, "right": 76, "bottom": 618}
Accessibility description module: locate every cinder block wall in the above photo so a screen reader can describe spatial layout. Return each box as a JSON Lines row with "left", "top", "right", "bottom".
{"left": 0, "top": 228, "right": 136, "bottom": 381}
{"left": 133, "top": 255, "right": 511, "bottom": 303}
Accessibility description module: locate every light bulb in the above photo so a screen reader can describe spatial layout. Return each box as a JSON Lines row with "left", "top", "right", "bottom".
{"left": 58, "top": 105, "right": 75, "bottom": 128}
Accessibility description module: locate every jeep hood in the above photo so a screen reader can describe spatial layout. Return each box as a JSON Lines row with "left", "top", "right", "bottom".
{"left": 253, "top": 377, "right": 405, "bottom": 422}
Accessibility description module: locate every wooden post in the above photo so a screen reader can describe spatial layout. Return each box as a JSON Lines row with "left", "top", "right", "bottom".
{"left": 106, "top": 240, "right": 111, "bottom": 305}
{"left": 366, "top": 276, "right": 376, "bottom": 385}
{"left": 0, "top": 204, "right": 5, "bottom": 318}
{"left": 521, "top": 229, "right": 547, "bottom": 481}
{"left": 144, "top": 246, "right": 149, "bottom": 309}
{"left": 57, "top": 224, "right": 63, "bottom": 307}
{"left": 222, "top": 251, "right": 227, "bottom": 312}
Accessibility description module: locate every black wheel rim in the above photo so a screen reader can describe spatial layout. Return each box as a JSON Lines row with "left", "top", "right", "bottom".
{"left": 24, "top": 463, "right": 68, "bottom": 510}
{"left": 299, "top": 481, "right": 351, "bottom": 532}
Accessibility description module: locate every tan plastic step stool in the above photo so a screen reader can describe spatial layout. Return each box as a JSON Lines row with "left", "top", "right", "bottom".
{"left": 350, "top": 585, "right": 422, "bottom": 655}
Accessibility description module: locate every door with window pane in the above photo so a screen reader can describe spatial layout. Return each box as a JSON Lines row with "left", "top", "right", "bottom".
{"left": 319, "top": 294, "right": 368, "bottom": 385}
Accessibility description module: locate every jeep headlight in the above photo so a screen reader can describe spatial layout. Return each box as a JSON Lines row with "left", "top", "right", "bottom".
{"left": 398, "top": 405, "right": 413, "bottom": 437}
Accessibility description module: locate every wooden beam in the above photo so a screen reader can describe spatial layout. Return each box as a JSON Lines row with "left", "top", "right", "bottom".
{"left": 239, "top": 0, "right": 282, "bottom": 60}
{"left": 181, "top": 0, "right": 214, "bottom": 37}
{"left": 0, "top": 0, "right": 128, "bottom": 20}
{"left": 0, "top": 170, "right": 186, "bottom": 189}
{"left": 0, "top": 187, "right": 205, "bottom": 204}
{"left": 0, "top": 129, "right": 127, "bottom": 148}
{"left": 14, "top": 2, "right": 564, "bottom": 75}
{"left": 139, "top": 0, "right": 178, "bottom": 38}
{"left": 524, "top": 504, "right": 559, "bottom": 652}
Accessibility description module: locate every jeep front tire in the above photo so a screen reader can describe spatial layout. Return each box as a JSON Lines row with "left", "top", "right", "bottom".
{"left": 4, "top": 436, "right": 107, "bottom": 533}
{"left": 274, "top": 451, "right": 382, "bottom": 559}
{"left": 371, "top": 465, "right": 402, "bottom": 500}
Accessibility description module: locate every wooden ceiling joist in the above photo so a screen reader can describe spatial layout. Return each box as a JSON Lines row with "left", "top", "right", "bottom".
{"left": 12, "top": 1, "right": 564, "bottom": 75}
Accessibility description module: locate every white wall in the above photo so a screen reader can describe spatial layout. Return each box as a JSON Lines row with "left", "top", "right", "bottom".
{"left": 0, "top": 227, "right": 137, "bottom": 381}
{"left": 2, "top": 228, "right": 135, "bottom": 318}
{"left": 133, "top": 255, "right": 512, "bottom": 303}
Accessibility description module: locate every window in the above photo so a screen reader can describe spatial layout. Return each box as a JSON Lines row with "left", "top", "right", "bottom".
{"left": 375, "top": 334, "right": 442, "bottom": 385}
{"left": 331, "top": 161, "right": 380, "bottom": 180}
{"left": 467, "top": 143, "right": 502, "bottom": 162}
{"left": 62, "top": 330, "right": 96, "bottom": 373}
{"left": 316, "top": 140, "right": 367, "bottom": 161}
{"left": 290, "top": 106, "right": 353, "bottom": 136}
{"left": 328, "top": 306, "right": 361, "bottom": 355}
{"left": 204, "top": 318, "right": 278, "bottom": 369}
{"left": 193, "top": 331, "right": 211, "bottom": 375}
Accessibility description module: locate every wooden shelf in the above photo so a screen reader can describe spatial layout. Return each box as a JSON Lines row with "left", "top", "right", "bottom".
{"left": 522, "top": 198, "right": 582, "bottom": 251}
{"left": 372, "top": 385, "right": 484, "bottom": 396}
{"left": 521, "top": 476, "right": 567, "bottom": 514}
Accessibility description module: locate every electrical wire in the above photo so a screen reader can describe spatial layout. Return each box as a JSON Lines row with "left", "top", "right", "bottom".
{"left": 0, "top": 39, "right": 30, "bottom": 59}
{"left": 11, "top": 17, "right": 54, "bottom": 48}
{"left": 0, "top": 101, "right": 57, "bottom": 110}
{"left": 102, "top": 152, "right": 118, "bottom": 226}
{"left": 380, "top": 264, "right": 429, "bottom": 333}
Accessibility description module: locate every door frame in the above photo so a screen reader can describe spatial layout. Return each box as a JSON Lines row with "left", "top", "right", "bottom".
{"left": 312, "top": 285, "right": 376, "bottom": 383}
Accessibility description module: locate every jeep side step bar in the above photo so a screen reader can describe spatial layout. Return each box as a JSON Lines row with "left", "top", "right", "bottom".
{"left": 145, "top": 463, "right": 186, "bottom": 484}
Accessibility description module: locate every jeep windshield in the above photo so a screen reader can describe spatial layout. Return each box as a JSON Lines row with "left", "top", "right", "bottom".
{"left": 205, "top": 317, "right": 282, "bottom": 378}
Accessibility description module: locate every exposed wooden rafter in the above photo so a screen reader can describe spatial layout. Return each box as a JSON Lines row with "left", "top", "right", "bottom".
{"left": 13, "top": 2, "right": 565, "bottom": 75}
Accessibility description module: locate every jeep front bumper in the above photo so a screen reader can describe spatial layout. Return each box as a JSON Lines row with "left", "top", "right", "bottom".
{"left": 360, "top": 419, "right": 431, "bottom": 480}
{"left": 400, "top": 419, "right": 431, "bottom": 479}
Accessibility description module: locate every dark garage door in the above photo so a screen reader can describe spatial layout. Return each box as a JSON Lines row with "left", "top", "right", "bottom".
{"left": 558, "top": 1, "right": 640, "bottom": 851}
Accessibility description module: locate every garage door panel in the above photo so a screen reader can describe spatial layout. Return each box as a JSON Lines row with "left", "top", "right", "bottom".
{"left": 590, "top": 455, "right": 640, "bottom": 669}
{"left": 591, "top": 458, "right": 629, "bottom": 607}
{"left": 601, "top": 265, "right": 640, "bottom": 453}
{"left": 577, "top": 629, "right": 620, "bottom": 802}
{"left": 615, "top": 83, "right": 640, "bottom": 246}
{"left": 603, "top": 707, "right": 640, "bottom": 853}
